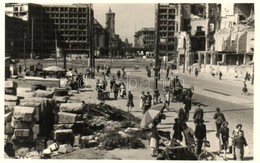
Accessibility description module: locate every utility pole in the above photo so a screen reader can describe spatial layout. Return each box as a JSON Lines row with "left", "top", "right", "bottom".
{"left": 55, "top": 29, "right": 58, "bottom": 66}
{"left": 88, "top": 4, "right": 95, "bottom": 78}
{"left": 31, "top": 17, "right": 34, "bottom": 59}
{"left": 24, "top": 33, "right": 27, "bottom": 68}
{"left": 154, "top": 3, "right": 160, "bottom": 102}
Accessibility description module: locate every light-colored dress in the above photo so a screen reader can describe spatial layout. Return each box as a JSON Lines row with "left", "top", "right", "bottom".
{"left": 139, "top": 94, "right": 146, "bottom": 109}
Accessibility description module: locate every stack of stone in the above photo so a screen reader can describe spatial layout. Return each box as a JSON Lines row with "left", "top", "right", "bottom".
{"left": 5, "top": 80, "right": 17, "bottom": 96}
{"left": 10, "top": 106, "right": 36, "bottom": 146}
{"left": 20, "top": 98, "right": 56, "bottom": 138}
{"left": 53, "top": 103, "right": 83, "bottom": 145}
{"left": 5, "top": 81, "right": 19, "bottom": 114}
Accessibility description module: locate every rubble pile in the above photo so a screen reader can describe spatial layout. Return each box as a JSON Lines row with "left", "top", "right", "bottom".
{"left": 4, "top": 82, "right": 147, "bottom": 159}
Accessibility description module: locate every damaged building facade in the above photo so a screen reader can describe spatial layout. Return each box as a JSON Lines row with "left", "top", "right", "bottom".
{"left": 174, "top": 3, "right": 254, "bottom": 74}
{"left": 5, "top": 3, "right": 109, "bottom": 59}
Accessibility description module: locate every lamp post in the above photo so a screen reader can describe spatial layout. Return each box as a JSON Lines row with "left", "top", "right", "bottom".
{"left": 23, "top": 33, "right": 27, "bottom": 68}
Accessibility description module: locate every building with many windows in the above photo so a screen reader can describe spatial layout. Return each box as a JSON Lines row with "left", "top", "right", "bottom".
{"left": 5, "top": 3, "right": 108, "bottom": 58}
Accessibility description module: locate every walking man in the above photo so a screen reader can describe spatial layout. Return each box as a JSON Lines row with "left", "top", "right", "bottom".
{"left": 193, "top": 104, "right": 204, "bottom": 123}
{"left": 195, "top": 119, "right": 207, "bottom": 156}
{"left": 214, "top": 107, "right": 226, "bottom": 138}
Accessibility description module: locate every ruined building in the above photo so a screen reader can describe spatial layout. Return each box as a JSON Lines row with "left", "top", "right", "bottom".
{"left": 5, "top": 3, "right": 109, "bottom": 58}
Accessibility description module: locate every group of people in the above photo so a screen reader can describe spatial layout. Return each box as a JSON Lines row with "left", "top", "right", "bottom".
{"left": 213, "top": 107, "right": 250, "bottom": 160}
{"left": 96, "top": 64, "right": 111, "bottom": 77}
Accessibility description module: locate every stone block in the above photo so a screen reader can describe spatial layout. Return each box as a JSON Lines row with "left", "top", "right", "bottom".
{"left": 5, "top": 95, "right": 18, "bottom": 101}
{"left": 57, "top": 112, "right": 81, "bottom": 124}
{"left": 53, "top": 124, "right": 75, "bottom": 131}
{"left": 32, "top": 124, "right": 40, "bottom": 141}
{"left": 59, "top": 103, "right": 83, "bottom": 113}
{"left": 43, "top": 148, "right": 52, "bottom": 155}
{"left": 5, "top": 81, "right": 18, "bottom": 88}
{"left": 19, "top": 102, "right": 41, "bottom": 122}
{"left": 13, "top": 106, "right": 35, "bottom": 122}
{"left": 11, "top": 117, "right": 34, "bottom": 129}
{"left": 5, "top": 123, "right": 14, "bottom": 134}
{"left": 5, "top": 112, "right": 13, "bottom": 123}
{"left": 54, "top": 129, "right": 74, "bottom": 144}
{"left": 73, "top": 135, "right": 81, "bottom": 147}
{"left": 48, "top": 143, "right": 59, "bottom": 151}
{"left": 14, "top": 129, "right": 30, "bottom": 137}
{"left": 15, "top": 147, "right": 30, "bottom": 158}
{"left": 25, "top": 151, "right": 41, "bottom": 159}
{"left": 5, "top": 87, "right": 17, "bottom": 96}
{"left": 58, "top": 144, "right": 73, "bottom": 154}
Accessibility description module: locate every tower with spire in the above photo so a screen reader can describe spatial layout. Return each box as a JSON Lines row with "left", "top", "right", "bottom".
{"left": 106, "top": 7, "right": 115, "bottom": 36}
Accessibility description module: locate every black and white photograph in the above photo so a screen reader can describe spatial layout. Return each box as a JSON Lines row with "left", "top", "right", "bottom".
{"left": 3, "top": 1, "right": 256, "bottom": 161}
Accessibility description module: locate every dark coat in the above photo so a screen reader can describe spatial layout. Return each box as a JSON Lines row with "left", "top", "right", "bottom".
{"left": 193, "top": 107, "right": 204, "bottom": 120}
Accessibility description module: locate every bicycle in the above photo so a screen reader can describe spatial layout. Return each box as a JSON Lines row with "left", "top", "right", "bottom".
{"left": 188, "top": 140, "right": 216, "bottom": 160}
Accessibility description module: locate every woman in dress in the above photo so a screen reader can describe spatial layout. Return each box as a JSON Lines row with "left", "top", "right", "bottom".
{"left": 139, "top": 91, "right": 146, "bottom": 113}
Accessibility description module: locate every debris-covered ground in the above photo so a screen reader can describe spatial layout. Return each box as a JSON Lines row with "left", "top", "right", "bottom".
{"left": 4, "top": 80, "right": 152, "bottom": 159}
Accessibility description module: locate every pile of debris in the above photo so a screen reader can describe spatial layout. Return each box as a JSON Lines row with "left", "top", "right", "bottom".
{"left": 4, "top": 81, "right": 147, "bottom": 159}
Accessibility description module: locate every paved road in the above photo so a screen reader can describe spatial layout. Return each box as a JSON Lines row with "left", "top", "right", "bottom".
{"left": 95, "top": 68, "right": 254, "bottom": 160}
{"left": 16, "top": 67, "right": 254, "bottom": 160}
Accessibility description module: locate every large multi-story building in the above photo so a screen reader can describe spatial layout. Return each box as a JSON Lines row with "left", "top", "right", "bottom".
{"left": 5, "top": 3, "right": 108, "bottom": 58}
{"left": 155, "top": 4, "right": 180, "bottom": 59}
{"left": 134, "top": 28, "right": 155, "bottom": 48}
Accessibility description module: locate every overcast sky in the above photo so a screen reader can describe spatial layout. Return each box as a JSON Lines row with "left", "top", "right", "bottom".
{"left": 93, "top": 4, "right": 156, "bottom": 44}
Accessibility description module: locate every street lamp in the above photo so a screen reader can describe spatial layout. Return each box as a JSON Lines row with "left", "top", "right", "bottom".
{"left": 23, "top": 33, "right": 27, "bottom": 68}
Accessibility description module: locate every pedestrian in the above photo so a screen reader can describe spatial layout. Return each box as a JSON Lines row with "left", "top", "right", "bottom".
{"left": 147, "top": 91, "right": 152, "bottom": 107}
{"left": 195, "top": 119, "right": 207, "bottom": 156}
{"left": 18, "top": 65, "right": 22, "bottom": 74}
{"left": 219, "top": 121, "right": 229, "bottom": 160}
{"left": 166, "top": 66, "right": 170, "bottom": 79}
{"left": 120, "top": 82, "right": 126, "bottom": 99}
{"left": 183, "top": 96, "right": 192, "bottom": 122}
{"left": 97, "top": 65, "right": 100, "bottom": 73}
{"left": 112, "top": 82, "right": 119, "bottom": 100}
{"left": 117, "top": 70, "right": 121, "bottom": 78}
{"left": 172, "top": 118, "right": 183, "bottom": 142}
{"left": 95, "top": 79, "right": 101, "bottom": 91}
{"left": 188, "top": 66, "right": 192, "bottom": 74}
{"left": 140, "top": 91, "right": 146, "bottom": 113}
{"left": 122, "top": 70, "right": 126, "bottom": 79}
{"left": 219, "top": 71, "right": 223, "bottom": 80}
{"left": 182, "top": 123, "right": 195, "bottom": 147}
{"left": 233, "top": 130, "right": 250, "bottom": 160}
{"left": 212, "top": 69, "right": 215, "bottom": 77}
{"left": 242, "top": 83, "right": 249, "bottom": 95}
{"left": 164, "top": 90, "right": 170, "bottom": 109}
{"left": 178, "top": 107, "right": 186, "bottom": 124}
{"left": 235, "top": 71, "right": 238, "bottom": 81}
{"left": 231, "top": 124, "right": 245, "bottom": 160}
{"left": 147, "top": 68, "right": 151, "bottom": 77}
{"left": 110, "top": 76, "right": 116, "bottom": 92}
{"left": 127, "top": 90, "right": 134, "bottom": 112}
{"left": 193, "top": 104, "right": 204, "bottom": 123}
{"left": 244, "top": 71, "right": 249, "bottom": 81}
{"left": 102, "top": 77, "right": 107, "bottom": 91}
{"left": 213, "top": 107, "right": 226, "bottom": 138}
{"left": 195, "top": 67, "right": 199, "bottom": 77}
{"left": 150, "top": 121, "right": 161, "bottom": 157}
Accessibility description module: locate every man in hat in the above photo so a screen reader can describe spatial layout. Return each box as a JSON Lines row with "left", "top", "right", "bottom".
{"left": 195, "top": 119, "right": 207, "bottom": 156}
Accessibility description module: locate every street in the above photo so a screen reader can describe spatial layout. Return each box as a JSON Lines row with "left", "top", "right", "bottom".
{"left": 93, "top": 68, "right": 254, "bottom": 160}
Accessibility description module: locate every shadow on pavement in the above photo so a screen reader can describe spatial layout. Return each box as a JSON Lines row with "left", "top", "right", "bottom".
{"left": 206, "top": 129, "right": 215, "bottom": 133}
{"left": 204, "top": 108, "right": 253, "bottom": 114}
{"left": 160, "top": 122, "right": 174, "bottom": 126}
{"left": 191, "top": 101, "right": 209, "bottom": 107}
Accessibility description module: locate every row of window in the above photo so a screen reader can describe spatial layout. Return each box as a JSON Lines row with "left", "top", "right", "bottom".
{"left": 45, "top": 7, "right": 88, "bottom": 13}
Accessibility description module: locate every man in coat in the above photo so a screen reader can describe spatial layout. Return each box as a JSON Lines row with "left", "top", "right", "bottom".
{"left": 193, "top": 104, "right": 204, "bottom": 123}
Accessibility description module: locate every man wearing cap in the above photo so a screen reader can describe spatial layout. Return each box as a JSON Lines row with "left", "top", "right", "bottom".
{"left": 193, "top": 104, "right": 204, "bottom": 123}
